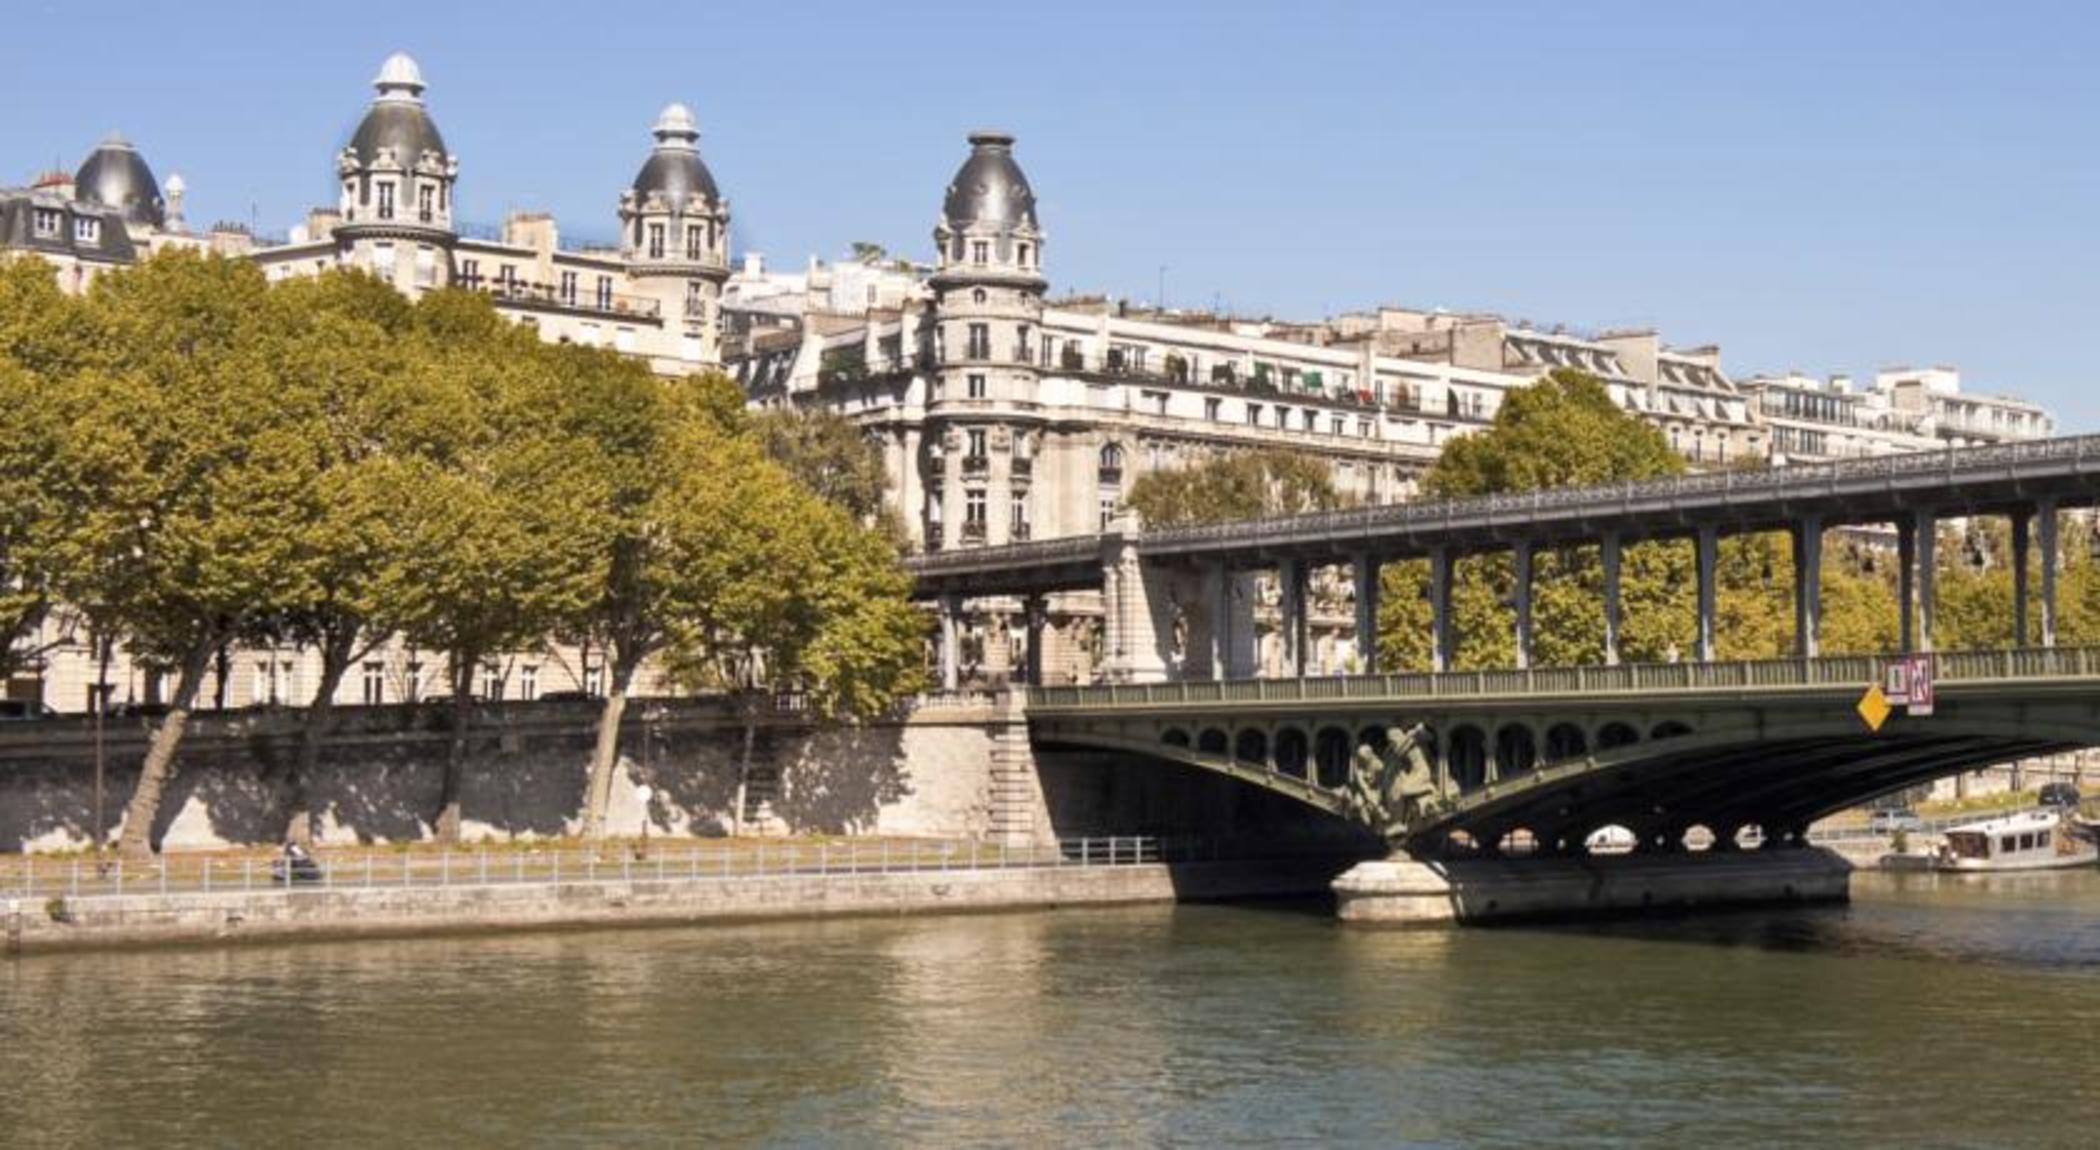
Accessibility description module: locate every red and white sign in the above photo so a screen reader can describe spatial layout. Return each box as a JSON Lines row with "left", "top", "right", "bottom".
{"left": 1880, "top": 655, "right": 1934, "bottom": 716}
{"left": 1907, "top": 654, "right": 1934, "bottom": 716}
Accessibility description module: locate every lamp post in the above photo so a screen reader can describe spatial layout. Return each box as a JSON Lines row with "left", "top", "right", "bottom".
{"left": 634, "top": 784, "right": 653, "bottom": 859}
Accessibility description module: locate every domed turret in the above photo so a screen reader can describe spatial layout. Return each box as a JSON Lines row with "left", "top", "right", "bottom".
{"left": 75, "top": 133, "right": 165, "bottom": 229}
{"left": 343, "top": 52, "right": 451, "bottom": 176}
{"left": 628, "top": 103, "right": 720, "bottom": 212}
{"left": 941, "top": 131, "right": 1038, "bottom": 232}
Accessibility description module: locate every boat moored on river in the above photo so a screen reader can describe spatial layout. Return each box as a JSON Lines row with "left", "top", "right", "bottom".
{"left": 1884, "top": 810, "right": 2098, "bottom": 873}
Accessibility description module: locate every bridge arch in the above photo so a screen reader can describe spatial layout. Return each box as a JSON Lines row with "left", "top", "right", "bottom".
{"left": 1162, "top": 728, "right": 1191, "bottom": 748}
{"left": 1274, "top": 727, "right": 1310, "bottom": 779}
{"left": 1197, "top": 728, "right": 1229, "bottom": 756}
{"left": 1544, "top": 722, "right": 1588, "bottom": 762}
{"left": 1234, "top": 728, "right": 1269, "bottom": 768}
{"left": 1596, "top": 721, "right": 1640, "bottom": 751}
{"left": 1314, "top": 726, "right": 1354, "bottom": 788}
{"left": 1496, "top": 723, "right": 1539, "bottom": 776}
{"left": 1448, "top": 725, "right": 1489, "bottom": 792}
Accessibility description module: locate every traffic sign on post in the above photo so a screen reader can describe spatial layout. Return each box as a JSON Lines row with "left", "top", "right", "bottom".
{"left": 1907, "top": 654, "right": 1934, "bottom": 716}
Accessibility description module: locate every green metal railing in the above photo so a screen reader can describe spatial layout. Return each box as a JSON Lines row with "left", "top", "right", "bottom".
{"left": 1029, "top": 647, "right": 2100, "bottom": 710}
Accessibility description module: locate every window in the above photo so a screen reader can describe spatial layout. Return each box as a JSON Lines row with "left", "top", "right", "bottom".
{"left": 377, "top": 181, "right": 395, "bottom": 220}
{"left": 686, "top": 225, "right": 704, "bottom": 261}
{"left": 1098, "top": 442, "right": 1124, "bottom": 475}
{"left": 1275, "top": 405, "right": 1289, "bottom": 429}
{"left": 972, "top": 240, "right": 989, "bottom": 264}
{"left": 584, "top": 665, "right": 603, "bottom": 696}
{"left": 1248, "top": 403, "right": 1263, "bottom": 426}
{"left": 965, "top": 490, "right": 987, "bottom": 524}
{"left": 1015, "top": 324, "right": 1031, "bottom": 363}
{"left": 405, "top": 661, "right": 424, "bottom": 702}
{"left": 560, "top": 270, "right": 578, "bottom": 304}
{"left": 973, "top": 288, "right": 988, "bottom": 305}
{"left": 33, "top": 208, "right": 61, "bottom": 237}
{"left": 362, "top": 662, "right": 385, "bottom": 706}
{"left": 1304, "top": 410, "right": 1317, "bottom": 433}
{"left": 481, "top": 665, "right": 503, "bottom": 701}
{"left": 966, "top": 429, "right": 988, "bottom": 459}
{"left": 647, "top": 223, "right": 665, "bottom": 259}
{"left": 1100, "top": 497, "right": 1118, "bottom": 531}
{"left": 967, "top": 323, "right": 990, "bottom": 359}
{"left": 417, "top": 184, "right": 434, "bottom": 222}
{"left": 415, "top": 245, "right": 437, "bottom": 287}
{"left": 1011, "top": 493, "right": 1028, "bottom": 532}
{"left": 967, "top": 373, "right": 987, "bottom": 399}
{"left": 1206, "top": 398, "right": 1222, "bottom": 421}
{"left": 1359, "top": 419, "right": 1374, "bottom": 438}
{"left": 459, "top": 258, "right": 480, "bottom": 287}
{"left": 520, "top": 666, "right": 538, "bottom": 701}
{"left": 596, "top": 276, "right": 614, "bottom": 310}
{"left": 373, "top": 242, "right": 396, "bottom": 278}
{"left": 1018, "top": 242, "right": 1031, "bottom": 267}
{"left": 1143, "top": 390, "right": 1169, "bottom": 415}
{"left": 73, "top": 216, "right": 100, "bottom": 243}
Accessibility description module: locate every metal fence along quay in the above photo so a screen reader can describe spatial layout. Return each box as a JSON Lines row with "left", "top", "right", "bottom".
{"left": 1027, "top": 646, "right": 2100, "bottom": 710}
{"left": 0, "top": 837, "right": 1195, "bottom": 903}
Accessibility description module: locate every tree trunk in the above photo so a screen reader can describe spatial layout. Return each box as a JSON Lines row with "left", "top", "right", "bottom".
{"left": 581, "top": 654, "right": 640, "bottom": 840}
{"left": 435, "top": 652, "right": 476, "bottom": 843}
{"left": 285, "top": 630, "right": 357, "bottom": 846}
{"left": 116, "top": 639, "right": 214, "bottom": 859}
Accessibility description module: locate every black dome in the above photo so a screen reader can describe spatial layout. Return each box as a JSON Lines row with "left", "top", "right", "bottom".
{"left": 348, "top": 101, "right": 448, "bottom": 169}
{"left": 942, "top": 131, "right": 1037, "bottom": 230}
{"left": 631, "top": 149, "right": 719, "bottom": 211}
{"left": 74, "top": 135, "right": 164, "bottom": 228}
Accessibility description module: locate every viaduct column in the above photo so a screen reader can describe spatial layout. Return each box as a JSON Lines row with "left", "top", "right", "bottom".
{"left": 1897, "top": 517, "right": 1916, "bottom": 652}
{"left": 938, "top": 593, "right": 962, "bottom": 690}
{"left": 1601, "top": 534, "right": 1623, "bottom": 667}
{"left": 1207, "top": 564, "right": 1231, "bottom": 680}
{"left": 1915, "top": 509, "right": 1937, "bottom": 653}
{"left": 2038, "top": 498, "right": 2059, "bottom": 648}
{"left": 1512, "top": 542, "right": 1534, "bottom": 670}
{"left": 1429, "top": 547, "right": 1454, "bottom": 673}
{"left": 1792, "top": 516, "right": 1823, "bottom": 659}
{"left": 1278, "top": 558, "right": 1309, "bottom": 678}
{"left": 1353, "top": 553, "right": 1381, "bottom": 674}
{"left": 1695, "top": 525, "right": 1718, "bottom": 663}
{"left": 2012, "top": 508, "right": 2032, "bottom": 647}
{"left": 1023, "top": 594, "right": 1046, "bottom": 686}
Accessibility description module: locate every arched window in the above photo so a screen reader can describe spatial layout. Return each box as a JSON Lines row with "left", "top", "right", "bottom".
{"left": 972, "top": 288, "right": 987, "bottom": 305}
{"left": 1099, "top": 443, "right": 1125, "bottom": 473}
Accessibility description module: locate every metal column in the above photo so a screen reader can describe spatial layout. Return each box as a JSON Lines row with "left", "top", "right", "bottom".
{"left": 1429, "top": 547, "right": 1453, "bottom": 673}
{"left": 1023, "top": 595, "right": 1046, "bottom": 687}
{"left": 2038, "top": 498, "right": 2059, "bottom": 648}
{"left": 1353, "top": 553, "right": 1380, "bottom": 674}
{"left": 1915, "top": 509, "right": 1937, "bottom": 653}
{"left": 1695, "top": 525, "right": 1718, "bottom": 663}
{"left": 1512, "top": 542, "right": 1534, "bottom": 670}
{"left": 1601, "top": 535, "right": 1622, "bottom": 667}
{"left": 1897, "top": 517, "right": 1916, "bottom": 652}
{"left": 2012, "top": 509, "right": 2031, "bottom": 647}
{"left": 1792, "top": 517, "right": 1822, "bottom": 659}
{"left": 1208, "top": 564, "right": 1231, "bottom": 681}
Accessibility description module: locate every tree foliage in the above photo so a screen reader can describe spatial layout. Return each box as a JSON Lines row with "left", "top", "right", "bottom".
{"left": 1123, "top": 446, "right": 1348, "bottom": 528}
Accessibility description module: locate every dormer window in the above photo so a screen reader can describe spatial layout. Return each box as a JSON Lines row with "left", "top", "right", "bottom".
{"left": 1018, "top": 242, "right": 1031, "bottom": 267}
{"left": 417, "top": 184, "right": 434, "bottom": 222}
{"left": 686, "top": 225, "right": 704, "bottom": 260}
{"left": 647, "top": 223, "right": 665, "bottom": 259}
{"left": 32, "top": 209, "right": 60, "bottom": 238}
{"left": 73, "top": 216, "right": 100, "bottom": 244}
{"left": 972, "top": 240, "right": 989, "bottom": 265}
{"left": 376, "top": 182, "right": 395, "bottom": 220}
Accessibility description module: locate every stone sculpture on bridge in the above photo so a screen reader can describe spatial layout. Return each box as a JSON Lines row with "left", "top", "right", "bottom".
{"left": 1344, "top": 724, "right": 1441, "bottom": 842}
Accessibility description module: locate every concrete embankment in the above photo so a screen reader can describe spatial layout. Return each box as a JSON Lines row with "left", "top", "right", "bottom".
{"left": 3, "top": 858, "right": 1346, "bottom": 955}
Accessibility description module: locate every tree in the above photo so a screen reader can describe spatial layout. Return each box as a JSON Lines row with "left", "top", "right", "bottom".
{"left": 381, "top": 290, "right": 612, "bottom": 842}
{"left": 749, "top": 406, "right": 893, "bottom": 525}
{"left": 1123, "top": 447, "right": 1347, "bottom": 528}
{"left": 43, "top": 251, "right": 324, "bottom": 857}
{"left": 253, "top": 269, "right": 442, "bottom": 842}
{"left": 0, "top": 260, "right": 90, "bottom": 681}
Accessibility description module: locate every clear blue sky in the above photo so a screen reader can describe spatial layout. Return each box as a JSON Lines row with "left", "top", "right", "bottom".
{"left": 4, "top": 1, "right": 2095, "bottom": 426}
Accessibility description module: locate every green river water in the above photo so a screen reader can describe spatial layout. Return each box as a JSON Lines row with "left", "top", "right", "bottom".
{"left": 6, "top": 870, "right": 2100, "bottom": 1148}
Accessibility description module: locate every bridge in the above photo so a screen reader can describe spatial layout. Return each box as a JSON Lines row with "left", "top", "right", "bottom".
{"left": 902, "top": 435, "right": 2100, "bottom": 874}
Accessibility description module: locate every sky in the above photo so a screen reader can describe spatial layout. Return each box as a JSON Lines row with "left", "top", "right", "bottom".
{"left": 3, "top": 1, "right": 2095, "bottom": 426}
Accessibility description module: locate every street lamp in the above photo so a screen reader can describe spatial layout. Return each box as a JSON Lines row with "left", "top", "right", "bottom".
{"left": 634, "top": 784, "right": 653, "bottom": 859}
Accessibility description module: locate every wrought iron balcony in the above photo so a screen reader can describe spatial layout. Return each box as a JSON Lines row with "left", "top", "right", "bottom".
{"left": 480, "top": 279, "right": 662, "bottom": 320}
{"left": 962, "top": 455, "right": 991, "bottom": 476}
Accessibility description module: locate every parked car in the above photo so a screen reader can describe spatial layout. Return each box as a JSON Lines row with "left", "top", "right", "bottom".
{"left": 2037, "top": 782, "right": 2083, "bottom": 810}
{"left": 1869, "top": 808, "right": 1925, "bottom": 834}
{"left": 0, "top": 699, "right": 58, "bottom": 721}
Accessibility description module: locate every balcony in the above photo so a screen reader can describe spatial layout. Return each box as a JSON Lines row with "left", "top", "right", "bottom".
{"left": 1010, "top": 457, "right": 1033, "bottom": 479}
{"left": 1011, "top": 522, "right": 1032, "bottom": 541}
{"left": 481, "top": 279, "right": 661, "bottom": 320}
{"left": 962, "top": 454, "right": 991, "bottom": 476}
{"left": 926, "top": 456, "right": 946, "bottom": 477}
{"left": 961, "top": 520, "right": 988, "bottom": 544}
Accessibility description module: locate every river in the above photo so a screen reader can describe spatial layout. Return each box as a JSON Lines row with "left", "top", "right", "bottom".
{"left": 6, "top": 869, "right": 2100, "bottom": 1147}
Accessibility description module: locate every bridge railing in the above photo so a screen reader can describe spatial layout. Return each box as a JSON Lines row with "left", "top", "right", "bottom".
{"left": 1028, "top": 647, "right": 2100, "bottom": 709}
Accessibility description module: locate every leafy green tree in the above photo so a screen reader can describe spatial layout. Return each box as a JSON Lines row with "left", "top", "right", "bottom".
{"left": 381, "top": 291, "right": 612, "bottom": 842}
{"left": 750, "top": 406, "right": 893, "bottom": 525}
{"left": 44, "top": 251, "right": 324, "bottom": 857}
{"left": 0, "top": 260, "right": 91, "bottom": 680}
{"left": 1123, "top": 447, "right": 1346, "bottom": 528}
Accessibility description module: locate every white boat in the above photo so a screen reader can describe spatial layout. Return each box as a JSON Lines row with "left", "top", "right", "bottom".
{"left": 1911, "top": 810, "right": 2097, "bottom": 872}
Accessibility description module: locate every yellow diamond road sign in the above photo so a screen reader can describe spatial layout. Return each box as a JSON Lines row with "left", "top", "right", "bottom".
{"left": 1857, "top": 683, "right": 1892, "bottom": 732}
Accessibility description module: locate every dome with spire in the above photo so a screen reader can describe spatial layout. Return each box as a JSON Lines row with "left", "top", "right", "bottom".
{"left": 74, "top": 132, "right": 165, "bottom": 228}
{"left": 941, "top": 131, "right": 1037, "bottom": 231}
{"left": 629, "top": 102, "right": 720, "bottom": 211}
{"left": 345, "top": 52, "right": 449, "bottom": 171}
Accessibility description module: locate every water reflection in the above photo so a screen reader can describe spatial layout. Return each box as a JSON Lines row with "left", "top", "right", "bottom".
{"left": 6, "top": 872, "right": 2100, "bottom": 1146}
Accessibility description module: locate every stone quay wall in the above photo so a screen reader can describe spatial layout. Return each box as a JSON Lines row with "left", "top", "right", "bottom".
{"left": 0, "top": 695, "right": 1044, "bottom": 854}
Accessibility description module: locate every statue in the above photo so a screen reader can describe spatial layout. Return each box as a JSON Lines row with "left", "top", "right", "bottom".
{"left": 1343, "top": 724, "right": 1442, "bottom": 841}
